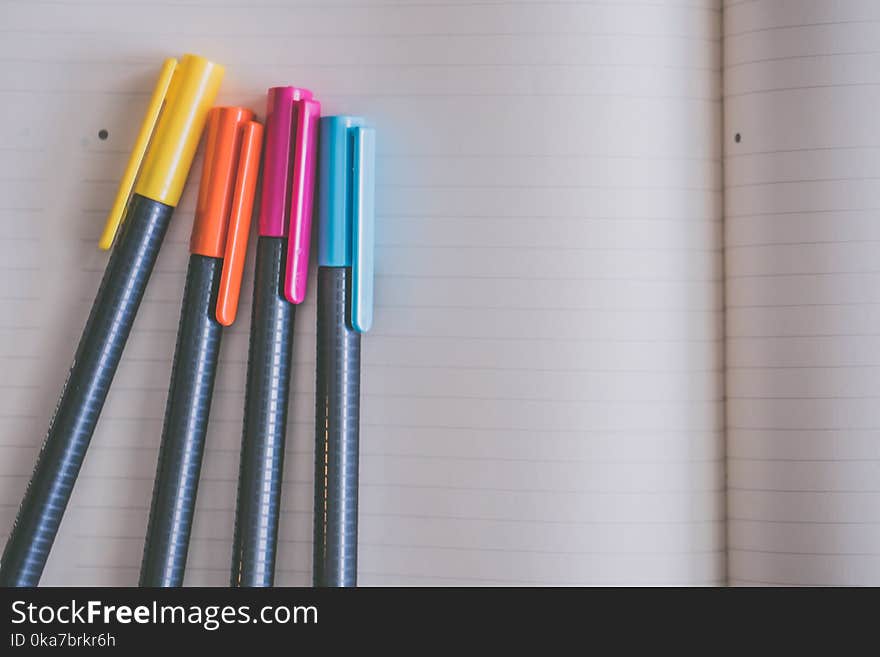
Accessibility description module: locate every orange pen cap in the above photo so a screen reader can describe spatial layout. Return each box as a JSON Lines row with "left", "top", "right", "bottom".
{"left": 191, "top": 106, "right": 264, "bottom": 326}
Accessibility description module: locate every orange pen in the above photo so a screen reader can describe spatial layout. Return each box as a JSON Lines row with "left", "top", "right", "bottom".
{"left": 140, "top": 107, "right": 263, "bottom": 587}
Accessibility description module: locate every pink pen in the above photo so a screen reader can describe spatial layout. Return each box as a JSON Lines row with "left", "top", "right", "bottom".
{"left": 230, "top": 85, "right": 320, "bottom": 587}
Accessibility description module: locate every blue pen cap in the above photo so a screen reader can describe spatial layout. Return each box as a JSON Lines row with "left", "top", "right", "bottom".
{"left": 318, "top": 116, "right": 376, "bottom": 332}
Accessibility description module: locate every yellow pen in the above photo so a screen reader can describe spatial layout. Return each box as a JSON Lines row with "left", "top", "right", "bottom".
{"left": 0, "top": 55, "right": 223, "bottom": 587}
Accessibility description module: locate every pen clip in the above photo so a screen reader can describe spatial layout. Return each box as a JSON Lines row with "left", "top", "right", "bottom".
{"left": 284, "top": 98, "right": 321, "bottom": 304}
{"left": 216, "top": 120, "right": 264, "bottom": 326}
{"left": 350, "top": 126, "right": 376, "bottom": 333}
{"left": 98, "top": 58, "right": 177, "bottom": 250}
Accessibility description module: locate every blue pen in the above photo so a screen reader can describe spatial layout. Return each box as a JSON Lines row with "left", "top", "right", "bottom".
{"left": 313, "top": 116, "right": 375, "bottom": 587}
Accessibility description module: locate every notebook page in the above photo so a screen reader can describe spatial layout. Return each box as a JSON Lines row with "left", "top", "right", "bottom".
{"left": 0, "top": 0, "right": 725, "bottom": 586}
{"left": 725, "top": 0, "right": 880, "bottom": 586}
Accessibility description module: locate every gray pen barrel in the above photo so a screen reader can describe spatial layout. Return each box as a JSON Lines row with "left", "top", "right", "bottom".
{"left": 0, "top": 194, "right": 174, "bottom": 587}
{"left": 231, "top": 236, "right": 295, "bottom": 587}
{"left": 140, "top": 253, "right": 223, "bottom": 587}
{"left": 313, "top": 266, "right": 361, "bottom": 587}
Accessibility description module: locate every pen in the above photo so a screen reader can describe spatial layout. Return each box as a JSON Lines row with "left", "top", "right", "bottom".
{"left": 140, "top": 107, "right": 263, "bottom": 587}
{"left": 0, "top": 55, "right": 223, "bottom": 587}
{"left": 313, "top": 116, "right": 376, "bottom": 588}
{"left": 230, "top": 87, "right": 320, "bottom": 587}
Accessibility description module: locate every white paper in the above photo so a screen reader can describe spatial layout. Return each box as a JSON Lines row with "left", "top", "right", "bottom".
{"left": 0, "top": 0, "right": 725, "bottom": 586}
{"left": 724, "top": 0, "right": 880, "bottom": 586}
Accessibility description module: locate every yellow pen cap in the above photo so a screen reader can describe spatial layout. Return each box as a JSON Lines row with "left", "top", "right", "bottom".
{"left": 99, "top": 54, "right": 224, "bottom": 250}
{"left": 135, "top": 54, "right": 225, "bottom": 205}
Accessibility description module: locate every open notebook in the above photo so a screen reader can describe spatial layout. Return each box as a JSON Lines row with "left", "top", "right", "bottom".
{"left": 1, "top": 0, "right": 878, "bottom": 586}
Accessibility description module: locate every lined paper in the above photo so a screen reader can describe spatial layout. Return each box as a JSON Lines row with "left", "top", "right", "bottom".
{"left": 724, "top": 0, "right": 880, "bottom": 586}
{"left": 0, "top": 0, "right": 725, "bottom": 586}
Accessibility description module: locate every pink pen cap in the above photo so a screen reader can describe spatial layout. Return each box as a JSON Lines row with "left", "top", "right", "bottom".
{"left": 257, "top": 86, "right": 320, "bottom": 304}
